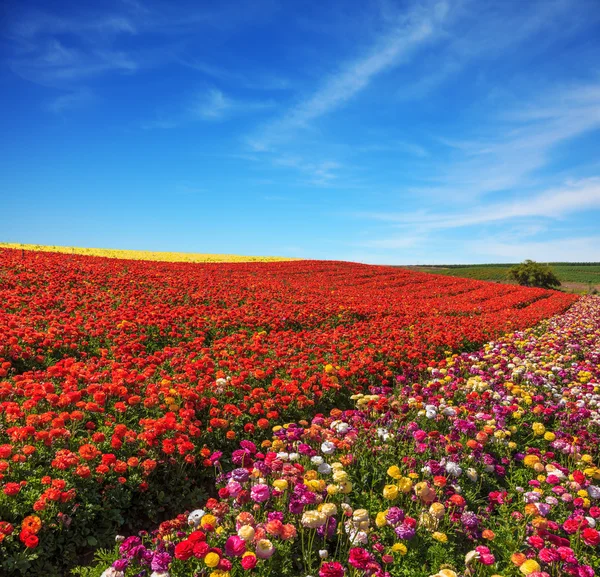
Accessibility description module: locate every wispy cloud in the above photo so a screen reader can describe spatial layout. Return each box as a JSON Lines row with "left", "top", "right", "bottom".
{"left": 6, "top": 9, "right": 139, "bottom": 86}
{"left": 358, "top": 177, "right": 600, "bottom": 229}
{"left": 46, "top": 88, "right": 95, "bottom": 114}
{"left": 248, "top": 1, "right": 449, "bottom": 151}
{"left": 271, "top": 156, "right": 344, "bottom": 187}
{"left": 474, "top": 236, "right": 600, "bottom": 262}
{"left": 143, "top": 88, "right": 276, "bottom": 128}
{"left": 181, "top": 60, "right": 290, "bottom": 91}
{"left": 191, "top": 89, "right": 275, "bottom": 121}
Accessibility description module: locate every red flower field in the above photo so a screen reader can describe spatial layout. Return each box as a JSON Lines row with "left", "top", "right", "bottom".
{"left": 0, "top": 248, "right": 577, "bottom": 574}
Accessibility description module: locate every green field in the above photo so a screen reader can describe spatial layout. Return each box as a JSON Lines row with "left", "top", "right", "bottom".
{"left": 410, "top": 263, "right": 600, "bottom": 290}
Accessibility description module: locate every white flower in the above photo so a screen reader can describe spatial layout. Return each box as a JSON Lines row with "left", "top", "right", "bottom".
{"left": 319, "top": 549, "right": 329, "bottom": 559}
{"left": 588, "top": 485, "right": 600, "bottom": 500}
{"left": 115, "top": 535, "right": 125, "bottom": 542}
{"left": 101, "top": 569, "right": 124, "bottom": 577}
{"left": 311, "top": 456, "right": 324, "bottom": 465}
{"left": 187, "top": 509, "right": 206, "bottom": 527}
{"left": 331, "top": 420, "right": 350, "bottom": 434}
{"left": 289, "top": 453, "right": 300, "bottom": 461}
{"left": 321, "top": 441, "right": 335, "bottom": 455}
{"left": 466, "top": 468, "right": 478, "bottom": 482}
{"left": 442, "top": 407, "right": 456, "bottom": 416}
{"left": 318, "top": 462, "right": 332, "bottom": 475}
{"left": 277, "top": 452, "right": 289, "bottom": 461}
{"left": 445, "top": 461, "right": 462, "bottom": 477}
{"left": 151, "top": 573, "right": 170, "bottom": 577}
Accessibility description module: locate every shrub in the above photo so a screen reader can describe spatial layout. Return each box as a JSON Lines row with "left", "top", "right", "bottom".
{"left": 508, "top": 260, "right": 561, "bottom": 288}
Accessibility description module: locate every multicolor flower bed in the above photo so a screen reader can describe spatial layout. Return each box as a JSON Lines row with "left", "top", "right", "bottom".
{"left": 90, "top": 296, "right": 600, "bottom": 577}
{"left": 0, "top": 249, "right": 577, "bottom": 575}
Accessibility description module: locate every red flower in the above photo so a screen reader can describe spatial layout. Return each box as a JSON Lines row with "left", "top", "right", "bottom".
{"left": 581, "top": 528, "right": 600, "bottom": 547}
{"left": 3, "top": 482, "right": 21, "bottom": 496}
{"left": 320, "top": 561, "right": 345, "bottom": 577}
{"left": 241, "top": 555, "right": 257, "bottom": 570}
{"left": 174, "top": 539, "right": 194, "bottom": 560}
{"left": 19, "top": 530, "right": 39, "bottom": 548}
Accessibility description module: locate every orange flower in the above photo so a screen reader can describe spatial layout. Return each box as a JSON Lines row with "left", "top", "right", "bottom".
{"left": 482, "top": 529, "right": 495, "bottom": 540}
{"left": 511, "top": 552, "right": 526, "bottom": 566}
{"left": 524, "top": 503, "right": 538, "bottom": 516}
{"left": 22, "top": 516, "right": 42, "bottom": 535}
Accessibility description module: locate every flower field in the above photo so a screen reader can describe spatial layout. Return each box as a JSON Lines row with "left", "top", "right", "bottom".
{"left": 89, "top": 296, "right": 600, "bottom": 577}
{"left": 0, "top": 247, "right": 585, "bottom": 576}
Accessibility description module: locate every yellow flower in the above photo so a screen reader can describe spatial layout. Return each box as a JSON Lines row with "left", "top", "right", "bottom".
{"left": 429, "top": 502, "right": 446, "bottom": 519}
{"left": 339, "top": 480, "right": 353, "bottom": 494}
{"left": 544, "top": 431, "right": 556, "bottom": 441}
{"left": 325, "top": 364, "right": 334, "bottom": 373}
{"left": 201, "top": 514, "right": 217, "bottom": 529}
{"left": 519, "top": 559, "right": 541, "bottom": 575}
{"left": 204, "top": 552, "right": 220, "bottom": 567}
{"left": 387, "top": 465, "right": 402, "bottom": 479}
{"left": 306, "top": 479, "right": 326, "bottom": 492}
{"left": 376, "top": 511, "right": 388, "bottom": 528}
{"left": 383, "top": 484, "right": 399, "bottom": 500}
{"left": 273, "top": 479, "right": 288, "bottom": 491}
{"left": 432, "top": 531, "right": 448, "bottom": 543}
{"left": 332, "top": 470, "right": 348, "bottom": 483}
{"left": 523, "top": 455, "right": 540, "bottom": 468}
{"left": 326, "top": 484, "right": 339, "bottom": 495}
{"left": 320, "top": 503, "right": 337, "bottom": 517}
{"left": 532, "top": 423, "right": 545, "bottom": 436}
{"left": 398, "top": 477, "right": 413, "bottom": 493}
{"left": 391, "top": 543, "right": 407, "bottom": 555}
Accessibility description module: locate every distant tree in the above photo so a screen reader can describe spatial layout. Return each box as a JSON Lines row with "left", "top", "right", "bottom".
{"left": 508, "top": 260, "right": 561, "bottom": 289}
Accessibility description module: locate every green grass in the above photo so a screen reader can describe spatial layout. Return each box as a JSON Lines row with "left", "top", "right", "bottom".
{"left": 410, "top": 263, "right": 600, "bottom": 288}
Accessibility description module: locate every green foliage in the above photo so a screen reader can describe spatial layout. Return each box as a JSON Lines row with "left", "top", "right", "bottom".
{"left": 507, "top": 260, "right": 561, "bottom": 289}
{"left": 412, "top": 263, "right": 600, "bottom": 286}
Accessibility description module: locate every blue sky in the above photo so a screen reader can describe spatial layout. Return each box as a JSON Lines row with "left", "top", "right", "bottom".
{"left": 2, "top": 0, "right": 600, "bottom": 264}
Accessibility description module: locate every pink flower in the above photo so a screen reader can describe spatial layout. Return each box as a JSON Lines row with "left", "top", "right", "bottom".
{"left": 538, "top": 548, "right": 561, "bottom": 563}
{"left": 225, "top": 535, "right": 246, "bottom": 557}
{"left": 348, "top": 548, "right": 372, "bottom": 570}
{"left": 475, "top": 545, "right": 495, "bottom": 565}
{"left": 250, "top": 484, "right": 270, "bottom": 503}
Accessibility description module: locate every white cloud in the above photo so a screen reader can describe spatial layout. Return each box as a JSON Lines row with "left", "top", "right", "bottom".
{"left": 193, "top": 89, "right": 231, "bottom": 119}
{"left": 358, "top": 177, "right": 600, "bottom": 229}
{"left": 474, "top": 236, "right": 600, "bottom": 262}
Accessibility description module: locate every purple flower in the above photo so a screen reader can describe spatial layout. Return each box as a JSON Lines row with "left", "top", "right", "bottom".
{"left": 231, "top": 468, "right": 250, "bottom": 483}
{"left": 151, "top": 551, "right": 172, "bottom": 572}
{"left": 461, "top": 511, "right": 479, "bottom": 529}
{"left": 385, "top": 507, "right": 405, "bottom": 526}
{"left": 394, "top": 524, "right": 415, "bottom": 540}
{"left": 112, "top": 559, "right": 129, "bottom": 571}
